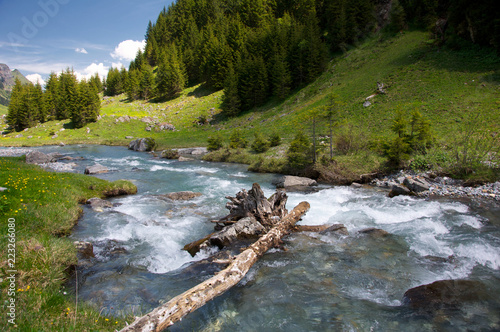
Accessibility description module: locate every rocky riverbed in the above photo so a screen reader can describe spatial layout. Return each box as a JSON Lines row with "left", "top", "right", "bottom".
{"left": 371, "top": 171, "right": 500, "bottom": 201}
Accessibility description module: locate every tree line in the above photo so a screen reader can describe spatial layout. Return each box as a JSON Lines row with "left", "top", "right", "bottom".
{"left": 7, "top": 69, "right": 101, "bottom": 132}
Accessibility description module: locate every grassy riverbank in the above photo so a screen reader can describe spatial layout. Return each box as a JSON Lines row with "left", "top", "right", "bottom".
{"left": 1, "top": 30, "right": 499, "bottom": 182}
{"left": 0, "top": 156, "right": 136, "bottom": 331}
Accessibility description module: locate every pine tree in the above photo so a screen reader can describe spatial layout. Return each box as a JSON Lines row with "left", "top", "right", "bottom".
{"left": 140, "top": 65, "right": 156, "bottom": 99}
{"left": 125, "top": 69, "right": 141, "bottom": 100}
{"left": 222, "top": 63, "right": 241, "bottom": 116}
{"left": 56, "top": 68, "right": 78, "bottom": 120}
{"left": 44, "top": 72, "right": 58, "bottom": 120}
{"left": 156, "top": 45, "right": 186, "bottom": 99}
{"left": 72, "top": 80, "right": 100, "bottom": 128}
{"left": 6, "top": 79, "right": 23, "bottom": 131}
{"left": 270, "top": 46, "right": 291, "bottom": 99}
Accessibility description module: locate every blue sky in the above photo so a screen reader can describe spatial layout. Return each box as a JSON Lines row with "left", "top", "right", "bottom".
{"left": 0, "top": 0, "right": 172, "bottom": 84}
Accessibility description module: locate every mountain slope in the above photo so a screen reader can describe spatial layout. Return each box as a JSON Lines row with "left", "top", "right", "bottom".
{"left": 0, "top": 64, "right": 29, "bottom": 106}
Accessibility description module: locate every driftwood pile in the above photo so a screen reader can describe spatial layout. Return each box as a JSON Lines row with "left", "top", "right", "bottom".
{"left": 120, "top": 183, "right": 309, "bottom": 332}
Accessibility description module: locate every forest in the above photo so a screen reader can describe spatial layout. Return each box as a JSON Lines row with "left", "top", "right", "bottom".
{"left": 104, "top": 0, "right": 499, "bottom": 116}
{"left": 7, "top": 69, "right": 101, "bottom": 131}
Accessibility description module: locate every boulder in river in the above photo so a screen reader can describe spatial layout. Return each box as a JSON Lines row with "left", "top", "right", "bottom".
{"left": 273, "top": 175, "right": 317, "bottom": 190}
{"left": 402, "top": 279, "right": 490, "bottom": 310}
{"left": 84, "top": 164, "right": 109, "bottom": 174}
{"left": 25, "top": 151, "right": 55, "bottom": 164}
{"left": 389, "top": 184, "right": 412, "bottom": 197}
{"left": 403, "top": 177, "right": 430, "bottom": 193}
{"left": 128, "top": 137, "right": 157, "bottom": 152}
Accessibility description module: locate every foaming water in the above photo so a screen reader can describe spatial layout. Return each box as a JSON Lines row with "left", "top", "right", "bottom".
{"left": 26, "top": 145, "right": 500, "bottom": 330}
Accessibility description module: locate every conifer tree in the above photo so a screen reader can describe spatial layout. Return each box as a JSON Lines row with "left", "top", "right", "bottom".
{"left": 270, "top": 46, "right": 291, "bottom": 99}
{"left": 125, "top": 69, "right": 141, "bottom": 100}
{"left": 140, "top": 65, "right": 156, "bottom": 99}
{"left": 56, "top": 68, "right": 78, "bottom": 120}
{"left": 6, "top": 79, "right": 23, "bottom": 131}
{"left": 72, "top": 80, "right": 100, "bottom": 128}
{"left": 222, "top": 63, "right": 241, "bottom": 116}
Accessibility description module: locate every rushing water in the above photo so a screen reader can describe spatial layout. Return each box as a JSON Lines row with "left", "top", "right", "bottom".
{"left": 13, "top": 145, "right": 500, "bottom": 331}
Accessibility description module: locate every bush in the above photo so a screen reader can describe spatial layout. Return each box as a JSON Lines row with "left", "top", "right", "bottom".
{"left": 286, "top": 130, "right": 313, "bottom": 172}
{"left": 383, "top": 110, "right": 434, "bottom": 167}
{"left": 229, "top": 129, "right": 248, "bottom": 149}
{"left": 207, "top": 132, "right": 224, "bottom": 151}
{"left": 269, "top": 132, "right": 281, "bottom": 147}
{"left": 161, "top": 148, "right": 179, "bottom": 159}
{"left": 251, "top": 132, "right": 270, "bottom": 153}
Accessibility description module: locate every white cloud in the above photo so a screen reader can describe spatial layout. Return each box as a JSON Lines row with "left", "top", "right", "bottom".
{"left": 26, "top": 74, "right": 46, "bottom": 86}
{"left": 111, "top": 62, "right": 124, "bottom": 69}
{"left": 110, "top": 40, "right": 145, "bottom": 61}
{"left": 75, "top": 48, "right": 88, "bottom": 54}
{"left": 75, "top": 62, "right": 109, "bottom": 81}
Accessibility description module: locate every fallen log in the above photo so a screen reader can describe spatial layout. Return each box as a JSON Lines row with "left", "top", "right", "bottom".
{"left": 120, "top": 201, "right": 310, "bottom": 332}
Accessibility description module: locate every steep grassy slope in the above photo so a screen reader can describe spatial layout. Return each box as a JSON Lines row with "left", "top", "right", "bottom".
{"left": 1, "top": 31, "right": 498, "bottom": 178}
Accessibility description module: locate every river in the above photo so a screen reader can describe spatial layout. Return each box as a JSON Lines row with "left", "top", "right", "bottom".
{"left": 9, "top": 145, "right": 500, "bottom": 331}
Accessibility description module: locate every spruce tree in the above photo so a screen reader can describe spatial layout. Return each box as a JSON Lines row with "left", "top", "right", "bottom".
{"left": 6, "top": 79, "right": 23, "bottom": 131}
{"left": 222, "top": 63, "right": 241, "bottom": 116}
{"left": 140, "top": 65, "right": 156, "bottom": 99}
{"left": 72, "top": 80, "right": 100, "bottom": 128}
{"left": 44, "top": 72, "right": 58, "bottom": 120}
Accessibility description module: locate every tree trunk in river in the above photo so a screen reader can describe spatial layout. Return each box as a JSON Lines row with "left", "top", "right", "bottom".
{"left": 120, "top": 201, "right": 310, "bottom": 332}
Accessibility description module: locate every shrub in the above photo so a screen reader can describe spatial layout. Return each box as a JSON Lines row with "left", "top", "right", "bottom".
{"left": 269, "top": 132, "right": 281, "bottom": 147}
{"left": 161, "top": 148, "right": 179, "bottom": 159}
{"left": 229, "top": 129, "right": 248, "bottom": 149}
{"left": 251, "top": 132, "right": 270, "bottom": 153}
{"left": 286, "top": 130, "right": 313, "bottom": 172}
{"left": 207, "top": 132, "right": 224, "bottom": 151}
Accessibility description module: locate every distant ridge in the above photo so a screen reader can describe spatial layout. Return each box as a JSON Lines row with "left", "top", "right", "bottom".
{"left": 0, "top": 63, "right": 29, "bottom": 106}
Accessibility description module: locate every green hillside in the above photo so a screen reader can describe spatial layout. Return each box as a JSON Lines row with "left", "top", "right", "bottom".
{"left": 11, "top": 69, "right": 31, "bottom": 85}
{"left": 1, "top": 30, "right": 499, "bottom": 181}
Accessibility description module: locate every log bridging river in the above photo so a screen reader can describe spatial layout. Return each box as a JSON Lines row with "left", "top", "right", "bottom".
{"left": 120, "top": 184, "right": 309, "bottom": 332}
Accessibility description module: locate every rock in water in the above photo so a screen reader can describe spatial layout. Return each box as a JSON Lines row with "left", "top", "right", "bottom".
{"left": 128, "top": 137, "right": 157, "bottom": 152}
{"left": 84, "top": 164, "right": 109, "bottom": 174}
{"left": 86, "top": 197, "right": 113, "bottom": 211}
{"left": 273, "top": 175, "right": 317, "bottom": 190}
{"left": 389, "top": 184, "right": 412, "bottom": 197}
{"left": 25, "top": 151, "right": 55, "bottom": 164}
{"left": 402, "top": 279, "right": 490, "bottom": 310}
{"left": 403, "top": 177, "right": 430, "bottom": 193}
{"left": 157, "top": 191, "right": 202, "bottom": 201}
{"left": 320, "top": 224, "right": 349, "bottom": 236}
{"left": 74, "top": 241, "right": 95, "bottom": 259}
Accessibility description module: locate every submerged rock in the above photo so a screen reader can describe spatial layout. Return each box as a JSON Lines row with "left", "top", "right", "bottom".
{"left": 157, "top": 191, "right": 202, "bottom": 201}
{"left": 74, "top": 241, "right": 95, "bottom": 259}
{"left": 358, "top": 228, "right": 389, "bottom": 237}
{"left": 402, "top": 279, "right": 490, "bottom": 310}
{"left": 320, "top": 224, "right": 349, "bottom": 236}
